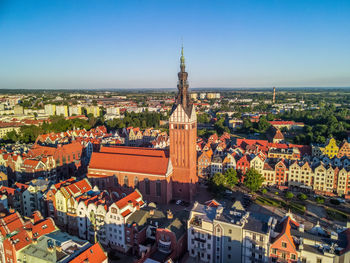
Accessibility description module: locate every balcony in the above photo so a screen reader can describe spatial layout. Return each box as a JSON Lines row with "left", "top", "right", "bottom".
{"left": 158, "top": 239, "right": 171, "bottom": 253}
{"left": 194, "top": 237, "right": 206, "bottom": 243}
{"left": 190, "top": 217, "right": 202, "bottom": 227}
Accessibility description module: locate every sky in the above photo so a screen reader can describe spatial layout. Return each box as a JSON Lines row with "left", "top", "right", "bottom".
{"left": 0, "top": 0, "right": 349, "bottom": 90}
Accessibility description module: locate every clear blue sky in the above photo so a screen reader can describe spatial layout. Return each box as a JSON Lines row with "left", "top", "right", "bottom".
{"left": 0, "top": 0, "right": 349, "bottom": 89}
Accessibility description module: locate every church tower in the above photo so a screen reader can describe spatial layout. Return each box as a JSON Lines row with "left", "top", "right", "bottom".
{"left": 169, "top": 47, "right": 198, "bottom": 202}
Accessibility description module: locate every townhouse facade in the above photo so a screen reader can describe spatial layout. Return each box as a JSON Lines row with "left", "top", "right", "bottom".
{"left": 187, "top": 201, "right": 350, "bottom": 263}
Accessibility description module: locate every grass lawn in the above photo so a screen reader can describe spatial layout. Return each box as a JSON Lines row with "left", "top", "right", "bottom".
{"left": 255, "top": 196, "right": 305, "bottom": 215}
{"left": 326, "top": 207, "right": 349, "bottom": 222}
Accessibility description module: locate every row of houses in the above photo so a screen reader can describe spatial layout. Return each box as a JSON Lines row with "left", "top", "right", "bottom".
{"left": 117, "top": 127, "right": 169, "bottom": 148}
{"left": 29, "top": 177, "right": 186, "bottom": 263}
{"left": 188, "top": 199, "right": 350, "bottom": 263}
{"left": 0, "top": 209, "right": 107, "bottom": 263}
{"left": 0, "top": 141, "right": 85, "bottom": 184}
{"left": 198, "top": 135, "right": 350, "bottom": 196}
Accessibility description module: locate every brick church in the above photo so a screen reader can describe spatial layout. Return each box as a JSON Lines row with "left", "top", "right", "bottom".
{"left": 87, "top": 48, "right": 198, "bottom": 203}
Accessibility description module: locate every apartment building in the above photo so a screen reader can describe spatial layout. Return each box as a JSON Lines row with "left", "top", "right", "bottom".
{"left": 187, "top": 200, "right": 249, "bottom": 263}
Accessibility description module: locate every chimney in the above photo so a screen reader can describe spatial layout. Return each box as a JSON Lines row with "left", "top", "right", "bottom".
{"left": 299, "top": 238, "right": 304, "bottom": 250}
{"left": 216, "top": 206, "right": 224, "bottom": 219}
{"left": 26, "top": 230, "right": 33, "bottom": 239}
{"left": 56, "top": 244, "right": 62, "bottom": 252}
{"left": 331, "top": 232, "right": 338, "bottom": 241}
{"left": 167, "top": 210, "right": 173, "bottom": 220}
{"left": 298, "top": 224, "right": 304, "bottom": 233}
{"left": 347, "top": 221, "right": 350, "bottom": 228}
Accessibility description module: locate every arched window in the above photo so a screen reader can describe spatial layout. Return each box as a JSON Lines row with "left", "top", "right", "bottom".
{"left": 156, "top": 180, "right": 161, "bottom": 196}
{"left": 134, "top": 177, "right": 139, "bottom": 189}
{"left": 123, "top": 176, "right": 129, "bottom": 187}
{"left": 113, "top": 175, "right": 119, "bottom": 186}
{"left": 145, "top": 179, "right": 150, "bottom": 195}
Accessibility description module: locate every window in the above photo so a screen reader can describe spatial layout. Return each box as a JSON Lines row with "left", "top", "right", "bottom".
{"left": 123, "top": 176, "right": 129, "bottom": 187}
{"left": 134, "top": 177, "right": 139, "bottom": 188}
{"left": 291, "top": 254, "right": 296, "bottom": 260}
{"left": 272, "top": 248, "right": 277, "bottom": 255}
{"left": 156, "top": 180, "right": 161, "bottom": 196}
{"left": 282, "top": 242, "right": 287, "bottom": 248}
{"left": 145, "top": 179, "right": 150, "bottom": 195}
{"left": 316, "top": 259, "right": 322, "bottom": 263}
{"left": 113, "top": 175, "right": 119, "bottom": 186}
{"left": 229, "top": 229, "right": 232, "bottom": 234}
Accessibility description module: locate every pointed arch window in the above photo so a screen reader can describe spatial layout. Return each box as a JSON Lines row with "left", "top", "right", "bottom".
{"left": 156, "top": 180, "right": 161, "bottom": 197}
{"left": 113, "top": 175, "right": 119, "bottom": 186}
{"left": 145, "top": 179, "right": 150, "bottom": 195}
{"left": 123, "top": 176, "right": 129, "bottom": 187}
{"left": 134, "top": 177, "right": 139, "bottom": 188}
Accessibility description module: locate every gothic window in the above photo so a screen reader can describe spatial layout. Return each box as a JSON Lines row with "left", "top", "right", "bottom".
{"left": 123, "top": 176, "right": 129, "bottom": 187}
{"left": 156, "top": 180, "right": 161, "bottom": 196}
{"left": 145, "top": 179, "right": 150, "bottom": 195}
{"left": 113, "top": 175, "right": 119, "bottom": 186}
{"left": 134, "top": 177, "right": 139, "bottom": 188}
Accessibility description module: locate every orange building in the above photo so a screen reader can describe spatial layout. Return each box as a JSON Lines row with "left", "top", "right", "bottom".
{"left": 270, "top": 216, "right": 299, "bottom": 262}
{"left": 87, "top": 47, "right": 198, "bottom": 203}
{"left": 169, "top": 47, "right": 198, "bottom": 202}
{"left": 338, "top": 140, "right": 350, "bottom": 158}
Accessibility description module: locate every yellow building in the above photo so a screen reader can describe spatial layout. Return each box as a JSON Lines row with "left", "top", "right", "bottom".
{"left": 0, "top": 123, "right": 22, "bottom": 138}
{"left": 322, "top": 138, "right": 339, "bottom": 158}
{"left": 190, "top": 93, "right": 198, "bottom": 100}
{"left": 69, "top": 105, "right": 82, "bottom": 116}
{"left": 44, "top": 104, "right": 56, "bottom": 116}
{"left": 56, "top": 105, "right": 69, "bottom": 117}
{"left": 13, "top": 105, "right": 24, "bottom": 115}
{"left": 85, "top": 106, "right": 101, "bottom": 117}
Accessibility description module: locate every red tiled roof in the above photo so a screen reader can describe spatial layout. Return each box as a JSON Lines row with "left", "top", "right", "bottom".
{"left": 8, "top": 229, "right": 32, "bottom": 250}
{"left": 269, "top": 121, "right": 304, "bottom": 125}
{"left": 115, "top": 190, "right": 142, "bottom": 210}
{"left": 0, "top": 212, "right": 24, "bottom": 236}
{"left": 15, "top": 182, "right": 29, "bottom": 190}
{"left": 32, "top": 218, "right": 56, "bottom": 238}
{"left": 68, "top": 242, "right": 107, "bottom": 263}
{"left": 0, "top": 186, "right": 16, "bottom": 195}
{"left": 205, "top": 200, "right": 220, "bottom": 207}
{"left": 89, "top": 147, "right": 169, "bottom": 175}
{"left": 121, "top": 209, "right": 131, "bottom": 217}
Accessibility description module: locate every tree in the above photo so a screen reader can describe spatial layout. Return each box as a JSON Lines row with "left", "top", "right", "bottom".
{"left": 298, "top": 193, "right": 308, "bottom": 201}
{"left": 315, "top": 196, "right": 325, "bottom": 204}
{"left": 243, "top": 168, "right": 265, "bottom": 192}
{"left": 285, "top": 191, "right": 294, "bottom": 199}
{"left": 224, "top": 168, "right": 238, "bottom": 188}
{"left": 257, "top": 116, "right": 270, "bottom": 132}
{"left": 209, "top": 172, "right": 226, "bottom": 193}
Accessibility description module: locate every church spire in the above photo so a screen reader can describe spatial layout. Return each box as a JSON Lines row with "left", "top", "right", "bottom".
{"left": 180, "top": 45, "right": 185, "bottom": 69}
{"left": 173, "top": 46, "right": 193, "bottom": 117}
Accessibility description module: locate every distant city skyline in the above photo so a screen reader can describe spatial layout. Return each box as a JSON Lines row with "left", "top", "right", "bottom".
{"left": 0, "top": 0, "right": 349, "bottom": 89}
